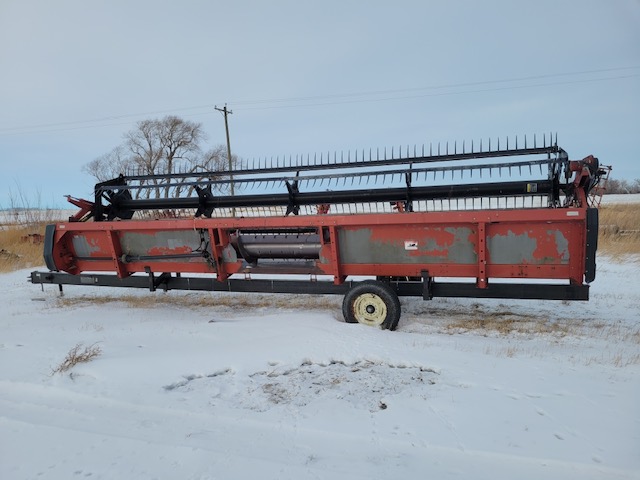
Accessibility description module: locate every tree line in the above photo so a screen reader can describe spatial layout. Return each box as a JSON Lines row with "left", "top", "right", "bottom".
{"left": 605, "top": 178, "right": 640, "bottom": 194}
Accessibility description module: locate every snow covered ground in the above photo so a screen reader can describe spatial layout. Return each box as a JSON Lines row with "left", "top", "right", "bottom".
{"left": 1, "top": 251, "right": 639, "bottom": 480}
{"left": 600, "top": 193, "right": 640, "bottom": 205}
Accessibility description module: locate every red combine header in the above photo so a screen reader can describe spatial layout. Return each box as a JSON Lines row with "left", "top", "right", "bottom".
{"left": 31, "top": 135, "right": 606, "bottom": 329}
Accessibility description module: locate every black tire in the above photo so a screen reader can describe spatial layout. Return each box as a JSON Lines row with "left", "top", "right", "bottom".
{"left": 342, "top": 280, "right": 401, "bottom": 330}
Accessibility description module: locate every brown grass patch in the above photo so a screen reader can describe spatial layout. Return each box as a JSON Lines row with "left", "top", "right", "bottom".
{"left": 52, "top": 343, "right": 102, "bottom": 374}
{"left": 598, "top": 204, "right": 640, "bottom": 258}
{"left": 443, "top": 309, "right": 572, "bottom": 336}
{"left": 56, "top": 292, "right": 341, "bottom": 313}
{"left": 0, "top": 224, "right": 48, "bottom": 272}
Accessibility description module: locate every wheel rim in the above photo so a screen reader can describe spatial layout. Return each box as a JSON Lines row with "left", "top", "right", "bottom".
{"left": 352, "top": 293, "right": 387, "bottom": 327}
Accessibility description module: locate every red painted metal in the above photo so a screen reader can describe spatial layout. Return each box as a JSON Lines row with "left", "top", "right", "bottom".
{"left": 46, "top": 205, "right": 591, "bottom": 287}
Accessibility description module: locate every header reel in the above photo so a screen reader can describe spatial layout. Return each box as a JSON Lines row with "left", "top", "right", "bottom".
{"left": 70, "top": 134, "right": 605, "bottom": 221}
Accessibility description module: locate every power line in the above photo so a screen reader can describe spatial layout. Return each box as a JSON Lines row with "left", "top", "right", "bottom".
{"left": 230, "top": 65, "right": 640, "bottom": 107}
{"left": 0, "top": 103, "right": 217, "bottom": 133}
{"left": 235, "top": 73, "right": 640, "bottom": 111}
{"left": 1, "top": 66, "right": 638, "bottom": 136}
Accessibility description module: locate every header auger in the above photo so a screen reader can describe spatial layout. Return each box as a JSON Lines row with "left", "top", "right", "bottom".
{"left": 33, "top": 135, "right": 607, "bottom": 330}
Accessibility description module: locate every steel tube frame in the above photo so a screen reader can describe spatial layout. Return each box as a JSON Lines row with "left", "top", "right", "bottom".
{"left": 30, "top": 271, "right": 589, "bottom": 301}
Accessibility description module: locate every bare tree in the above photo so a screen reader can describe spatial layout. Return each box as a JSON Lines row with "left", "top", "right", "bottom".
{"left": 82, "top": 145, "right": 129, "bottom": 182}
{"left": 84, "top": 116, "right": 238, "bottom": 199}
{"left": 604, "top": 178, "right": 640, "bottom": 194}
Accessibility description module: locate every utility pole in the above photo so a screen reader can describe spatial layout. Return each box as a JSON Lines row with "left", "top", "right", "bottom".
{"left": 215, "top": 104, "right": 235, "bottom": 216}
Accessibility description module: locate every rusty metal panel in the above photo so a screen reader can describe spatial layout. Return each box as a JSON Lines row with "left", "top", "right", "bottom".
{"left": 46, "top": 209, "right": 589, "bottom": 287}
{"left": 119, "top": 230, "right": 204, "bottom": 258}
{"left": 71, "top": 234, "right": 103, "bottom": 257}
{"left": 486, "top": 224, "right": 573, "bottom": 265}
{"left": 338, "top": 225, "right": 477, "bottom": 265}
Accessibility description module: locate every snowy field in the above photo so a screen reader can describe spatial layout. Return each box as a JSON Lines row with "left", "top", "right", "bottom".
{"left": 1, "top": 194, "right": 639, "bottom": 479}
{"left": 600, "top": 193, "right": 640, "bottom": 205}
{"left": 1, "top": 252, "right": 639, "bottom": 479}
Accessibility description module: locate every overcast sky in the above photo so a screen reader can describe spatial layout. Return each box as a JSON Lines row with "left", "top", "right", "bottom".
{"left": 1, "top": 0, "right": 638, "bottom": 208}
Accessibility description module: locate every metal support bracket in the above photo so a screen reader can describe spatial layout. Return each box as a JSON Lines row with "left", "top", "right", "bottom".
{"left": 195, "top": 185, "right": 215, "bottom": 218}
{"left": 144, "top": 266, "right": 172, "bottom": 292}
{"left": 421, "top": 270, "right": 433, "bottom": 300}
{"left": 285, "top": 178, "right": 300, "bottom": 216}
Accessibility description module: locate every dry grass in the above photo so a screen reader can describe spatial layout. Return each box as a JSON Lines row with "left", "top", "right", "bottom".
{"left": 51, "top": 343, "right": 102, "bottom": 374}
{"left": 598, "top": 204, "right": 640, "bottom": 257}
{"left": 0, "top": 224, "right": 48, "bottom": 272}
{"left": 440, "top": 304, "right": 573, "bottom": 337}
{"left": 56, "top": 292, "right": 342, "bottom": 312}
